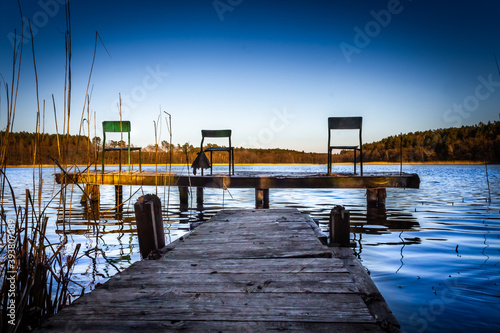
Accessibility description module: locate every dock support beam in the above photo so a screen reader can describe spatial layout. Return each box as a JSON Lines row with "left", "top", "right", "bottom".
{"left": 196, "top": 187, "right": 204, "bottom": 211}
{"left": 179, "top": 186, "right": 189, "bottom": 212}
{"left": 329, "top": 205, "right": 350, "bottom": 247}
{"left": 255, "top": 188, "right": 269, "bottom": 209}
{"left": 115, "top": 185, "right": 123, "bottom": 217}
{"left": 82, "top": 185, "right": 100, "bottom": 220}
{"left": 366, "top": 188, "right": 386, "bottom": 207}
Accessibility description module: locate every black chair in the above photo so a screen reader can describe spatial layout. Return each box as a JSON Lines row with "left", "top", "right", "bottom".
{"left": 200, "top": 130, "right": 234, "bottom": 176}
{"left": 327, "top": 117, "right": 363, "bottom": 175}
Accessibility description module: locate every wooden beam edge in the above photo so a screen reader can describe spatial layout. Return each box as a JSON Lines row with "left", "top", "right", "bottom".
{"left": 333, "top": 247, "right": 401, "bottom": 333}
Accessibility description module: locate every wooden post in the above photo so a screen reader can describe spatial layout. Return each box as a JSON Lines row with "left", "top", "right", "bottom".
{"left": 366, "top": 189, "right": 378, "bottom": 208}
{"left": 367, "top": 188, "right": 386, "bottom": 207}
{"left": 80, "top": 184, "right": 88, "bottom": 205}
{"left": 82, "top": 185, "right": 100, "bottom": 220}
{"left": 179, "top": 186, "right": 189, "bottom": 212}
{"left": 119, "top": 148, "right": 122, "bottom": 173}
{"left": 134, "top": 194, "right": 165, "bottom": 259}
{"left": 115, "top": 185, "right": 123, "bottom": 214}
{"left": 329, "top": 205, "right": 350, "bottom": 247}
{"left": 255, "top": 188, "right": 269, "bottom": 209}
{"left": 377, "top": 188, "right": 386, "bottom": 207}
{"left": 196, "top": 187, "right": 204, "bottom": 211}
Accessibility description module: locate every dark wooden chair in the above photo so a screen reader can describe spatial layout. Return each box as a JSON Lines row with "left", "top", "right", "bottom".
{"left": 200, "top": 130, "right": 234, "bottom": 176}
{"left": 102, "top": 121, "right": 142, "bottom": 173}
{"left": 327, "top": 117, "right": 363, "bottom": 175}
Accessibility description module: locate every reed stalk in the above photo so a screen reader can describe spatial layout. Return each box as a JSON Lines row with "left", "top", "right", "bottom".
{"left": 119, "top": 94, "right": 123, "bottom": 172}
{"left": 164, "top": 111, "right": 172, "bottom": 221}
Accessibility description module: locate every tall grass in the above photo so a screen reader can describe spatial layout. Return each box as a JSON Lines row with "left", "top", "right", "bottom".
{"left": 0, "top": 1, "right": 89, "bottom": 331}
{"left": 0, "top": 176, "right": 83, "bottom": 332}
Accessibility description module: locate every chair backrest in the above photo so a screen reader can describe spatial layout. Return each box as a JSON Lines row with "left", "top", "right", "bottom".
{"left": 200, "top": 130, "right": 232, "bottom": 149}
{"left": 103, "top": 121, "right": 131, "bottom": 133}
{"left": 328, "top": 117, "right": 362, "bottom": 130}
{"left": 328, "top": 117, "right": 363, "bottom": 148}
{"left": 201, "top": 129, "right": 231, "bottom": 138}
{"left": 102, "top": 121, "right": 132, "bottom": 149}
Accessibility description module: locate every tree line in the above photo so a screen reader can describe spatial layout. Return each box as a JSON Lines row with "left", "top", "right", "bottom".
{"left": 362, "top": 121, "right": 499, "bottom": 163}
{"left": 1, "top": 121, "right": 498, "bottom": 166}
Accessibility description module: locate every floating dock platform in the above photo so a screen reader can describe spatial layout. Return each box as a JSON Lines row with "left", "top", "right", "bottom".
{"left": 56, "top": 170, "right": 420, "bottom": 209}
{"left": 39, "top": 209, "right": 400, "bottom": 332}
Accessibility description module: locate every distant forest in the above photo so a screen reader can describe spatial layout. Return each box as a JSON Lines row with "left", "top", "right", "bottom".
{"left": 0, "top": 121, "right": 498, "bottom": 166}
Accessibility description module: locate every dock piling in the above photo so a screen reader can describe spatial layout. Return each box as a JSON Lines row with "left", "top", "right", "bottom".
{"left": 81, "top": 184, "right": 100, "bottom": 220}
{"left": 196, "top": 187, "right": 204, "bottom": 211}
{"left": 255, "top": 188, "right": 269, "bottom": 209}
{"left": 134, "top": 194, "right": 165, "bottom": 259}
{"left": 366, "top": 188, "right": 386, "bottom": 207}
{"left": 115, "top": 185, "right": 123, "bottom": 216}
{"left": 179, "top": 186, "right": 189, "bottom": 212}
{"left": 329, "top": 205, "right": 351, "bottom": 247}
{"left": 377, "top": 188, "right": 386, "bottom": 206}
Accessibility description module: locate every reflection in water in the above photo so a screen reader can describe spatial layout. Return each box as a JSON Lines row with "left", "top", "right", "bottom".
{"left": 396, "top": 231, "right": 405, "bottom": 274}
{"left": 1, "top": 164, "right": 499, "bottom": 332}
{"left": 481, "top": 233, "right": 489, "bottom": 266}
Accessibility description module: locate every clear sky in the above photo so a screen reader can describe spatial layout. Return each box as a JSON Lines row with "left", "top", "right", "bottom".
{"left": 1, "top": 0, "right": 499, "bottom": 152}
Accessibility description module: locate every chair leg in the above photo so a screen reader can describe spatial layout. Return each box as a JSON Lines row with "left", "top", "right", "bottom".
{"left": 360, "top": 150, "right": 363, "bottom": 176}
{"left": 354, "top": 149, "right": 357, "bottom": 175}
{"left": 139, "top": 150, "right": 142, "bottom": 173}
{"left": 201, "top": 150, "right": 205, "bottom": 176}
{"left": 210, "top": 151, "right": 213, "bottom": 175}
{"left": 327, "top": 149, "right": 331, "bottom": 175}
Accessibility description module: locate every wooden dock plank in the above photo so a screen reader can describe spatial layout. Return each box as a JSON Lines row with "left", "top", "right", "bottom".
{"left": 38, "top": 209, "right": 399, "bottom": 332}
{"left": 103, "top": 273, "right": 358, "bottom": 293}
{"left": 156, "top": 258, "right": 348, "bottom": 273}
{"left": 40, "top": 320, "right": 384, "bottom": 332}
{"left": 44, "top": 292, "right": 375, "bottom": 322}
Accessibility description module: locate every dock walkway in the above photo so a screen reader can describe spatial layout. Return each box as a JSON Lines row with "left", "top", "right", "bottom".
{"left": 39, "top": 209, "right": 399, "bottom": 332}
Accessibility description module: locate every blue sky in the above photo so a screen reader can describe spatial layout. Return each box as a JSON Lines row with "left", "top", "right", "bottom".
{"left": 1, "top": 0, "right": 499, "bottom": 152}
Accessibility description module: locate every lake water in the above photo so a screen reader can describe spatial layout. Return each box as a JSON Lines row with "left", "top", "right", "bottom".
{"left": 1, "top": 164, "right": 499, "bottom": 332}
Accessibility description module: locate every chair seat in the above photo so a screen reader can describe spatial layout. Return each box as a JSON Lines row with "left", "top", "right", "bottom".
{"left": 204, "top": 147, "right": 233, "bottom": 152}
{"left": 104, "top": 147, "right": 142, "bottom": 151}
{"left": 329, "top": 145, "right": 360, "bottom": 150}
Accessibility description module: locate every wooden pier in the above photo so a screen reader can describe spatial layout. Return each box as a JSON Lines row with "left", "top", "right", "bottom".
{"left": 56, "top": 170, "right": 420, "bottom": 210}
{"left": 39, "top": 209, "right": 400, "bottom": 332}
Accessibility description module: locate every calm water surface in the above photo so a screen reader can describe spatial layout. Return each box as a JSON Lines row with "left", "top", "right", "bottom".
{"left": 1, "top": 164, "right": 499, "bottom": 332}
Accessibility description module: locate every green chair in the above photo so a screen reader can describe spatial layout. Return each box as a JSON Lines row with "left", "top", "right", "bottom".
{"left": 102, "top": 121, "right": 142, "bottom": 173}
{"left": 200, "top": 129, "right": 234, "bottom": 176}
{"left": 327, "top": 117, "right": 363, "bottom": 176}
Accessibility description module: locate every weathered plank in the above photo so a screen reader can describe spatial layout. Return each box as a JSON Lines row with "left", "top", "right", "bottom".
{"left": 99, "top": 272, "right": 359, "bottom": 293}
{"left": 157, "top": 258, "right": 348, "bottom": 273}
{"left": 163, "top": 248, "right": 333, "bottom": 259}
{"left": 49, "top": 292, "right": 375, "bottom": 322}
{"left": 39, "top": 320, "right": 384, "bottom": 333}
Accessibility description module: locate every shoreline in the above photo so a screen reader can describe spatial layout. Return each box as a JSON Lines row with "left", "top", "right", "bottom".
{"left": 4, "top": 161, "right": 494, "bottom": 168}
